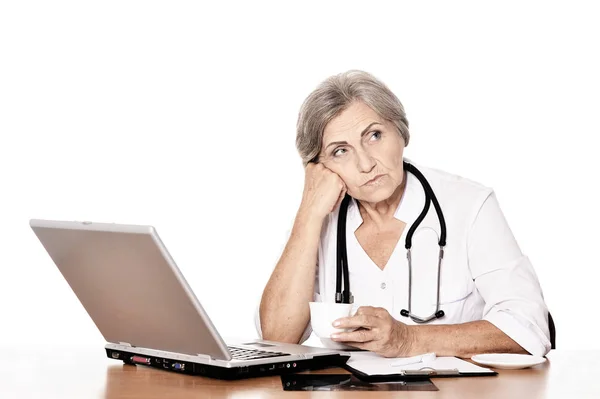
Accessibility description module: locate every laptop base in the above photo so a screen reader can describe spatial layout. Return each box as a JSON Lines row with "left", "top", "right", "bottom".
{"left": 106, "top": 348, "right": 350, "bottom": 380}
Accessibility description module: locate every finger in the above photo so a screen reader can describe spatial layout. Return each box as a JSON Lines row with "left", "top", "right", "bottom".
{"left": 333, "top": 186, "right": 347, "bottom": 210}
{"left": 333, "top": 314, "right": 379, "bottom": 329}
{"left": 320, "top": 162, "right": 334, "bottom": 172}
{"left": 355, "top": 306, "right": 380, "bottom": 317}
{"left": 374, "top": 307, "right": 390, "bottom": 318}
{"left": 364, "top": 309, "right": 386, "bottom": 321}
{"left": 330, "top": 328, "right": 375, "bottom": 343}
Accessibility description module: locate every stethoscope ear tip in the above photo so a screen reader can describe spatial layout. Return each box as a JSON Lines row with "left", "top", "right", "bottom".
{"left": 400, "top": 309, "right": 409, "bottom": 317}
{"left": 435, "top": 310, "right": 445, "bottom": 318}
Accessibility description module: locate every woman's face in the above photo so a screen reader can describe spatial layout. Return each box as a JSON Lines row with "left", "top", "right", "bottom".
{"left": 319, "top": 101, "right": 406, "bottom": 203}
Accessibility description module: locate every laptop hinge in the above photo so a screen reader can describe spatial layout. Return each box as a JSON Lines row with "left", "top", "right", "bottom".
{"left": 195, "top": 353, "right": 213, "bottom": 361}
{"left": 118, "top": 342, "right": 133, "bottom": 347}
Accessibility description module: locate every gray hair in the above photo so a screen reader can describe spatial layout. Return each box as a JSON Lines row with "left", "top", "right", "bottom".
{"left": 295, "top": 70, "right": 410, "bottom": 166}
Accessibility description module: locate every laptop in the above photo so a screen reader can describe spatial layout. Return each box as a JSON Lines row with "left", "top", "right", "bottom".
{"left": 29, "top": 219, "right": 349, "bottom": 380}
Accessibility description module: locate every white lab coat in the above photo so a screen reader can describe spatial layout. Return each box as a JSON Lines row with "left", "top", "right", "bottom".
{"left": 255, "top": 159, "right": 551, "bottom": 356}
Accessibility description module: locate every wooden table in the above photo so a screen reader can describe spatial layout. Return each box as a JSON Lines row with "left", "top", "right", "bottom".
{"left": 1, "top": 346, "right": 598, "bottom": 398}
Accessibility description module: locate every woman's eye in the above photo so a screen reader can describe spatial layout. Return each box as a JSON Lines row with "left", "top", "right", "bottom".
{"left": 333, "top": 148, "right": 347, "bottom": 157}
{"left": 370, "top": 130, "right": 382, "bottom": 140}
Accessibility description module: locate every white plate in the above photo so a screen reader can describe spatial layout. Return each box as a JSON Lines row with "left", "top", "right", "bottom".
{"left": 471, "top": 353, "right": 547, "bottom": 369}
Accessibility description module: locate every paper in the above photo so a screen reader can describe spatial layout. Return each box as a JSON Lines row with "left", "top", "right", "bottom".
{"left": 391, "top": 352, "right": 436, "bottom": 366}
{"left": 345, "top": 351, "right": 494, "bottom": 376}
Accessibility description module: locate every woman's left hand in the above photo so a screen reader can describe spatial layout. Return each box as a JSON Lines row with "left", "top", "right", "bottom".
{"left": 330, "top": 306, "right": 415, "bottom": 357}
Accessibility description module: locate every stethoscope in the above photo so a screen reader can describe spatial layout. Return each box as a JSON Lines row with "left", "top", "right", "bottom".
{"left": 335, "top": 160, "right": 448, "bottom": 324}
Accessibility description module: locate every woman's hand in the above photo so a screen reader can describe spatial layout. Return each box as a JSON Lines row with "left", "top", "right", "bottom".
{"left": 299, "top": 162, "right": 347, "bottom": 220}
{"left": 330, "top": 306, "right": 415, "bottom": 358}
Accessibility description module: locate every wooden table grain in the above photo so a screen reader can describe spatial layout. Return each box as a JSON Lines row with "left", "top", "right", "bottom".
{"left": 1, "top": 346, "right": 598, "bottom": 398}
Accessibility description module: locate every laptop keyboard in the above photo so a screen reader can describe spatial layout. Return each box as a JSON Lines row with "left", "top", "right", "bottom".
{"left": 228, "top": 346, "right": 291, "bottom": 361}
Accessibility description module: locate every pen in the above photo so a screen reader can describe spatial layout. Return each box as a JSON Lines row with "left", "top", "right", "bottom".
{"left": 391, "top": 352, "right": 436, "bottom": 367}
{"left": 402, "top": 368, "right": 459, "bottom": 376}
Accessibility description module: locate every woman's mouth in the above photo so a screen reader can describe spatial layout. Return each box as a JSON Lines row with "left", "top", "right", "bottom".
{"left": 364, "top": 174, "right": 385, "bottom": 186}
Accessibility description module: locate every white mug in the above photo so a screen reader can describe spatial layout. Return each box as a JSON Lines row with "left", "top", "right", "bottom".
{"left": 308, "top": 302, "right": 357, "bottom": 338}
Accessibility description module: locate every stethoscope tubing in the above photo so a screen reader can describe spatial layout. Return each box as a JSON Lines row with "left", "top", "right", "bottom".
{"left": 335, "top": 161, "right": 447, "bottom": 324}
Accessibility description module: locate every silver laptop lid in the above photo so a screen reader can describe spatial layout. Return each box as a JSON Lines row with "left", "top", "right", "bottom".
{"left": 29, "top": 219, "right": 232, "bottom": 360}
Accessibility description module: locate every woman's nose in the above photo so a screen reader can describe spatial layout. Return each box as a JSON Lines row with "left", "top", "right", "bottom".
{"left": 356, "top": 148, "right": 376, "bottom": 172}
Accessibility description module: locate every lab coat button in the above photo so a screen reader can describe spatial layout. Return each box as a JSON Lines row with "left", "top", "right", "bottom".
{"left": 380, "top": 282, "right": 386, "bottom": 289}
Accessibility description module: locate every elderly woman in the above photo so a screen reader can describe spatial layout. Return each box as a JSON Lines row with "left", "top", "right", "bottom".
{"left": 256, "top": 70, "right": 551, "bottom": 358}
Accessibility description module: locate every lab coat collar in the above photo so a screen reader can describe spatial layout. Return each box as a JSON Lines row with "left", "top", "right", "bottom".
{"left": 346, "top": 160, "right": 426, "bottom": 232}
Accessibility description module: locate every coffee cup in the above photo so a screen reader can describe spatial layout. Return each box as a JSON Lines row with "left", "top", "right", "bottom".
{"left": 308, "top": 301, "right": 357, "bottom": 338}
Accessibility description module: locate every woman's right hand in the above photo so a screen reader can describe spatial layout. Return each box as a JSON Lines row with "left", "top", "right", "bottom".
{"left": 298, "top": 162, "right": 347, "bottom": 221}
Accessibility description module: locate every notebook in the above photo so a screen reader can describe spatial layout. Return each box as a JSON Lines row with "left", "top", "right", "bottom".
{"left": 29, "top": 219, "right": 350, "bottom": 380}
{"left": 342, "top": 351, "right": 497, "bottom": 382}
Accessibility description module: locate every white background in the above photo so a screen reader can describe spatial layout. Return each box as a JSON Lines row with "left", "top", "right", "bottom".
{"left": 1, "top": 1, "right": 598, "bottom": 351}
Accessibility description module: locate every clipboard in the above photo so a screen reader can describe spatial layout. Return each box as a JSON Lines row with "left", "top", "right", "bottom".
{"left": 341, "top": 353, "right": 498, "bottom": 382}
{"left": 344, "top": 364, "right": 498, "bottom": 382}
